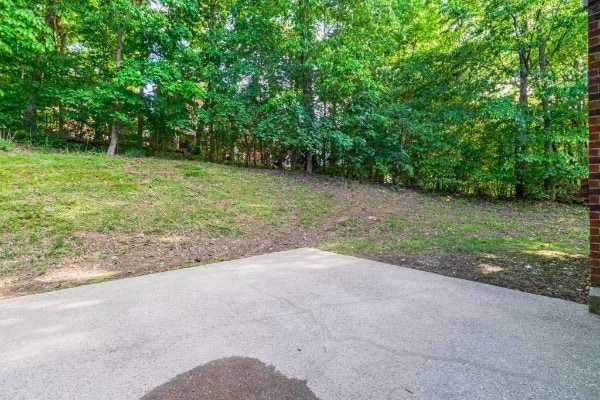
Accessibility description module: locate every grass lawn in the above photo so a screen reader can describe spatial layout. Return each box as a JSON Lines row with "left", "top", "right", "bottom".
{"left": 0, "top": 148, "right": 590, "bottom": 302}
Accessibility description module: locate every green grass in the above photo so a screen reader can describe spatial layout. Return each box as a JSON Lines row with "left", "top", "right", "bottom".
{"left": 0, "top": 149, "right": 590, "bottom": 302}
{"left": 0, "top": 152, "right": 319, "bottom": 236}
{"left": 324, "top": 195, "right": 587, "bottom": 259}
{"left": 0, "top": 150, "right": 329, "bottom": 275}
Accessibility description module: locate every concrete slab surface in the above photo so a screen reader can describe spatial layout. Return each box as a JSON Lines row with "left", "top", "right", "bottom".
{"left": 1, "top": 248, "right": 599, "bottom": 400}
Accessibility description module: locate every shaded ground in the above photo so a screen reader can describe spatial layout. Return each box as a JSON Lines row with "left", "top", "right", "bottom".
{"left": 140, "top": 357, "right": 320, "bottom": 400}
{"left": 0, "top": 150, "right": 589, "bottom": 303}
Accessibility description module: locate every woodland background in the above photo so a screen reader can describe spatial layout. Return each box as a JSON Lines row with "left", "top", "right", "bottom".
{"left": 0, "top": 0, "right": 588, "bottom": 199}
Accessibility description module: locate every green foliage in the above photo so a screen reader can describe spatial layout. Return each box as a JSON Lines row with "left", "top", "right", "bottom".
{"left": 0, "top": 0, "right": 50, "bottom": 57}
{"left": 0, "top": 0, "right": 588, "bottom": 198}
{"left": 123, "top": 147, "right": 147, "bottom": 158}
{"left": 0, "top": 138, "right": 14, "bottom": 151}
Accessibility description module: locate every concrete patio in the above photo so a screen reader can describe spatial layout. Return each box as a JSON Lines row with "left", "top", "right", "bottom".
{"left": 0, "top": 248, "right": 598, "bottom": 399}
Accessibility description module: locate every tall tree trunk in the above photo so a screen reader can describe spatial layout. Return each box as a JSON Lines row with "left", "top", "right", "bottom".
{"left": 54, "top": 7, "right": 67, "bottom": 134}
{"left": 303, "top": 68, "right": 314, "bottom": 174}
{"left": 539, "top": 35, "right": 554, "bottom": 193}
{"left": 205, "top": 0, "right": 216, "bottom": 162}
{"left": 137, "top": 88, "right": 144, "bottom": 148}
{"left": 539, "top": 41, "right": 551, "bottom": 134}
{"left": 510, "top": 14, "right": 531, "bottom": 199}
{"left": 299, "top": 1, "right": 315, "bottom": 174}
{"left": 515, "top": 51, "right": 529, "bottom": 199}
{"left": 26, "top": 2, "right": 64, "bottom": 134}
{"left": 229, "top": 138, "right": 236, "bottom": 163}
{"left": 106, "top": 28, "right": 124, "bottom": 156}
{"left": 208, "top": 122, "right": 215, "bottom": 162}
{"left": 245, "top": 136, "right": 251, "bottom": 166}
{"left": 25, "top": 53, "right": 42, "bottom": 133}
{"left": 329, "top": 103, "right": 338, "bottom": 171}
{"left": 194, "top": 122, "right": 202, "bottom": 156}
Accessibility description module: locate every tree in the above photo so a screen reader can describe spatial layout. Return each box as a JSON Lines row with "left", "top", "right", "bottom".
{"left": 0, "top": 0, "right": 588, "bottom": 199}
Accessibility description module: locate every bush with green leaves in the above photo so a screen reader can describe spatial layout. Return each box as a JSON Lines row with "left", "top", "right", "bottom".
{"left": 0, "top": 138, "right": 14, "bottom": 151}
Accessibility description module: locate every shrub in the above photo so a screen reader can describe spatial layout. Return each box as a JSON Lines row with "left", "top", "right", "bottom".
{"left": 0, "top": 138, "right": 14, "bottom": 151}
{"left": 124, "top": 148, "right": 147, "bottom": 158}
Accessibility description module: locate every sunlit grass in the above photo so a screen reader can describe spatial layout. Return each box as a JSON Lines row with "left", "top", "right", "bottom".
{"left": 0, "top": 149, "right": 589, "bottom": 302}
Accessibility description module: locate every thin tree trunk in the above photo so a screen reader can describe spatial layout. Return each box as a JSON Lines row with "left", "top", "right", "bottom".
{"left": 208, "top": 0, "right": 216, "bottom": 161}
{"left": 299, "top": 0, "right": 315, "bottom": 174}
{"left": 208, "top": 122, "right": 215, "bottom": 162}
{"left": 245, "top": 138, "right": 250, "bottom": 166}
{"left": 510, "top": 14, "right": 530, "bottom": 199}
{"left": 137, "top": 88, "right": 144, "bottom": 148}
{"left": 329, "top": 103, "right": 338, "bottom": 171}
{"left": 106, "top": 28, "right": 124, "bottom": 156}
{"left": 26, "top": 2, "right": 64, "bottom": 134}
{"left": 539, "top": 42, "right": 551, "bottom": 134}
{"left": 25, "top": 53, "right": 43, "bottom": 132}
{"left": 511, "top": 6, "right": 533, "bottom": 201}
{"left": 302, "top": 61, "right": 314, "bottom": 173}
{"left": 194, "top": 122, "right": 202, "bottom": 156}
{"left": 229, "top": 139, "right": 236, "bottom": 163}
{"left": 539, "top": 36, "right": 554, "bottom": 193}
{"left": 56, "top": 11, "right": 67, "bottom": 134}
{"left": 515, "top": 50, "right": 529, "bottom": 199}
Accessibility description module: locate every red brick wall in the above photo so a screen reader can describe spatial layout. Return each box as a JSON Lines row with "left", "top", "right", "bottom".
{"left": 589, "top": 0, "right": 600, "bottom": 287}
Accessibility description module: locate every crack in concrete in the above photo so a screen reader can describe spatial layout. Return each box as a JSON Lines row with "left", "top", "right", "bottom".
{"left": 237, "top": 278, "right": 550, "bottom": 385}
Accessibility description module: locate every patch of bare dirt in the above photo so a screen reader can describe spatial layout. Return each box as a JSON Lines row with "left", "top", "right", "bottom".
{"left": 0, "top": 172, "right": 589, "bottom": 304}
{"left": 364, "top": 251, "right": 589, "bottom": 304}
{"left": 0, "top": 225, "right": 332, "bottom": 300}
{"left": 140, "top": 357, "right": 320, "bottom": 400}
{"left": 3, "top": 223, "right": 587, "bottom": 304}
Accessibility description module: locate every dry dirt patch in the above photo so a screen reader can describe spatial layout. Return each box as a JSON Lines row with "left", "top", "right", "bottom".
{"left": 140, "top": 357, "right": 320, "bottom": 400}
{"left": 0, "top": 154, "right": 589, "bottom": 303}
